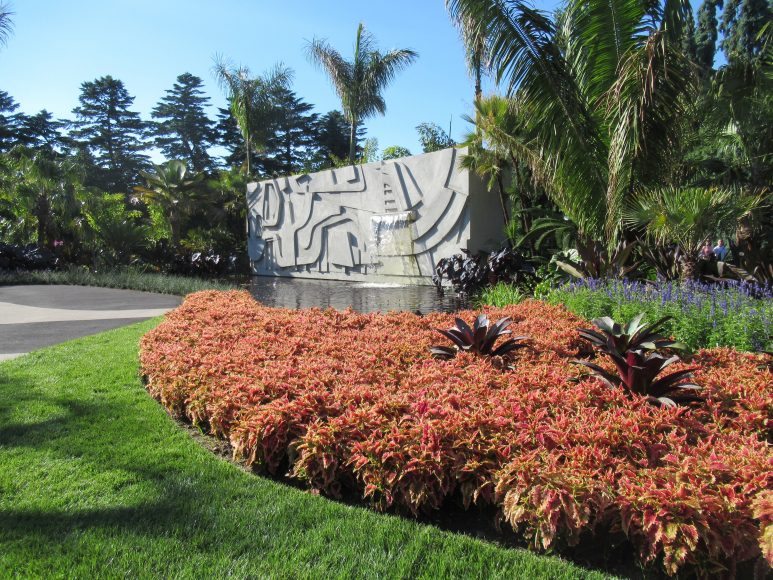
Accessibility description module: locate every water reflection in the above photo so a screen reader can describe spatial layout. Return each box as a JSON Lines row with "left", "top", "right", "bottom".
{"left": 247, "top": 276, "right": 468, "bottom": 313}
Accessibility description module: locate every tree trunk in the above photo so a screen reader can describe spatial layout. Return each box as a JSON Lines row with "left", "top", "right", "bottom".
{"left": 170, "top": 214, "right": 180, "bottom": 253}
{"left": 495, "top": 174, "right": 510, "bottom": 229}
{"left": 348, "top": 120, "right": 357, "bottom": 164}
{"left": 35, "top": 193, "right": 50, "bottom": 248}
{"left": 680, "top": 254, "right": 700, "bottom": 281}
{"left": 245, "top": 134, "right": 251, "bottom": 176}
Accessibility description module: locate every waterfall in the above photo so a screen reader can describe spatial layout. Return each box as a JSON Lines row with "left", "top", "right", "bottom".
{"left": 369, "top": 211, "right": 419, "bottom": 277}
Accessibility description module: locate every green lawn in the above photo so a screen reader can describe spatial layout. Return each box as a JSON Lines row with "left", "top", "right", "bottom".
{"left": 0, "top": 321, "right": 616, "bottom": 579}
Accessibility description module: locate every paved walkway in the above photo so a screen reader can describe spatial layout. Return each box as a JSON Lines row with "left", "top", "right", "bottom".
{"left": 0, "top": 285, "right": 181, "bottom": 361}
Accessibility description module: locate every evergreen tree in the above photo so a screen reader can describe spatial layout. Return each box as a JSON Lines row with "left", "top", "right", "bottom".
{"left": 216, "top": 105, "right": 251, "bottom": 170}
{"left": 681, "top": 4, "right": 698, "bottom": 65}
{"left": 151, "top": 73, "right": 216, "bottom": 172}
{"left": 261, "top": 85, "right": 317, "bottom": 176}
{"left": 0, "top": 90, "right": 24, "bottom": 152}
{"left": 695, "top": 0, "right": 720, "bottom": 73}
{"left": 308, "top": 110, "right": 362, "bottom": 170}
{"left": 16, "top": 110, "right": 66, "bottom": 152}
{"left": 720, "top": 0, "right": 772, "bottom": 64}
{"left": 70, "top": 76, "right": 149, "bottom": 194}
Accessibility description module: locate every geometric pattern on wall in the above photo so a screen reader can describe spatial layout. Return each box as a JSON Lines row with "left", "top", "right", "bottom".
{"left": 247, "top": 147, "right": 473, "bottom": 284}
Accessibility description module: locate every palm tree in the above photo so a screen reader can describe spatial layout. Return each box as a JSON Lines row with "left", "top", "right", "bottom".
{"left": 213, "top": 58, "right": 291, "bottom": 176}
{"left": 0, "top": 2, "right": 12, "bottom": 48}
{"left": 12, "top": 149, "right": 82, "bottom": 248}
{"left": 623, "top": 186, "right": 763, "bottom": 279}
{"left": 134, "top": 160, "right": 205, "bottom": 251}
{"left": 306, "top": 23, "right": 418, "bottom": 163}
{"left": 446, "top": 0, "right": 694, "bottom": 247}
{"left": 81, "top": 193, "right": 148, "bottom": 265}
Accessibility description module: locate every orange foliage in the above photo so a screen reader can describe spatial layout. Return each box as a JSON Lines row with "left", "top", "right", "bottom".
{"left": 140, "top": 291, "right": 772, "bottom": 575}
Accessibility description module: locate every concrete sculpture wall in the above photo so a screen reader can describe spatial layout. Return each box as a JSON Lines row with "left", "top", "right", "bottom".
{"left": 246, "top": 146, "right": 506, "bottom": 285}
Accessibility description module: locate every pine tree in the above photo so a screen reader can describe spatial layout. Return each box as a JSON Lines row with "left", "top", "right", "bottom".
{"left": 681, "top": 4, "right": 698, "bottom": 66}
{"left": 215, "top": 105, "right": 250, "bottom": 171}
{"left": 308, "top": 110, "right": 359, "bottom": 170}
{"left": 720, "top": 0, "right": 772, "bottom": 64}
{"left": 695, "top": 0, "right": 719, "bottom": 74}
{"left": 261, "top": 85, "right": 317, "bottom": 176}
{"left": 0, "top": 90, "right": 24, "bottom": 152}
{"left": 16, "top": 110, "right": 66, "bottom": 152}
{"left": 151, "top": 73, "right": 216, "bottom": 172}
{"left": 70, "top": 76, "right": 149, "bottom": 194}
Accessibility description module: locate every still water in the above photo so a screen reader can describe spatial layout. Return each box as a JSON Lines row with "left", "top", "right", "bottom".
{"left": 247, "top": 276, "right": 469, "bottom": 314}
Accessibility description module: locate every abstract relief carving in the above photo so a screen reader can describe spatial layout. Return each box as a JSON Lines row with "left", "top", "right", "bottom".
{"left": 247, "top": 147, "right": 504, "bottom": 284}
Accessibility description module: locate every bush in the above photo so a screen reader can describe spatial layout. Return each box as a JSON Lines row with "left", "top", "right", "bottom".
{"left": 0, "top": 243, "right": 60, "bottom": 271}
{"left": 141, "top": 291, "right": 772, "bottom": 576}
{"left": 433, "top": 248, "right": 534, "bottom": 295}
{"left": 0, "top": 266, "right": 237, "bottom": 295}
{"left": 484, "top": 279, "right": 772, "bottom": 352}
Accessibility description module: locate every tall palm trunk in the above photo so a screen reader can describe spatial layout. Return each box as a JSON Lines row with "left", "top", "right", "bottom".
{"left": 245, "top": 134, "right": 251, "bottom": 176}
{"left": 348, "top": 119, "right": 357, "bottom": 163}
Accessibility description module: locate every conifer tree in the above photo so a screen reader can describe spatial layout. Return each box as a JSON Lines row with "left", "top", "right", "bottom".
{"left": 308, "top": 110, "right": 361, "bottom": 170}
{"left": 70, "top": 76, "right": 149, "bottom": 194}
{"left": 261, "top": 85, "right": 317, "bottom": 176}
{"left": 695, "top": 0, "right": 719, "bottom": 74}
{"left": 16, "top": 110, "right": 66, "bottom": 152}
{"left": 151, "top": 73, "right": 216, "bottom": 172}
{"left": 0, "top": 90, "right": 24, "bottom": 152}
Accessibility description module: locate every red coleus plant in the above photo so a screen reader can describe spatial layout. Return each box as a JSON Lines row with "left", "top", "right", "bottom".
{"left": 140, "top": 291, "right": 772, "bottom": 576}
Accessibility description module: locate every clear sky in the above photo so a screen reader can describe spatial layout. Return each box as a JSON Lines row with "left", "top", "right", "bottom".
{"left": 0, "top": 0, "right": 536, "bottom": 159}
{"left": 1, "top": 1, "right": 706, "bottom": 161}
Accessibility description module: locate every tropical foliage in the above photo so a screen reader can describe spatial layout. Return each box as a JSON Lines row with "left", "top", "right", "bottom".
{"left": 574, "top": 314, "right": 701, "bottom": 407}
{"left": 212, "top": 59, "right": 292, "bottom": 176}
{"left": 141, "top": 291, "right": 772, "bottom": 576}
{"left": 430, "top": 314, "right": 528, "bottom": 359}
{"left": 306, "top": 23, "right": 418, "bottom": 162}
{"left": 447, "top": 0, "right": 772, "bottom": 283}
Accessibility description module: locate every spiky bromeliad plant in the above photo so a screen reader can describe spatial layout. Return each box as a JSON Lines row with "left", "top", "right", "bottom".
{"left": 430, "top": 314, "right": 529, "bottom": 360}
{"left": 575, "top": 314, "right": 701, "bottom": 407}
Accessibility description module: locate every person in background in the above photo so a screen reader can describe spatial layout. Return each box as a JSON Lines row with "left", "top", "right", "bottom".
{"left": 699, "top": 241, "right": 714, "bottom": 261}
{"left": 713, "top": 238, "right": 729, "bottom": 262}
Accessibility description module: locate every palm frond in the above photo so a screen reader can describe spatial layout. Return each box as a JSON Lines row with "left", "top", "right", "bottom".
{"left": 623, "top": 186, "right": 764, "bottom": 252}
{"left": 605, "top": 30, "right": 694, "bottom": 239}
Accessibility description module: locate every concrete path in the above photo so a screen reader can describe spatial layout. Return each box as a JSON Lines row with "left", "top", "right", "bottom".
{"left": 0, "top": 285, "right": 181, "bottom": 361}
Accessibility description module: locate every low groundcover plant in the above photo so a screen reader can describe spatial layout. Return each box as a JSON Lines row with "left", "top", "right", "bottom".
{"left": 140, "top": 291, "right": 772, "bottom": 576}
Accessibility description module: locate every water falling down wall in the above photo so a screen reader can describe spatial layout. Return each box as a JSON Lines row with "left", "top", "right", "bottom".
{"left": 246, "top": 147, "right": 507, "bottom": 285}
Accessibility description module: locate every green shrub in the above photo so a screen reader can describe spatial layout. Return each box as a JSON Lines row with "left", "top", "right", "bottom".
{"left": 0, "top": 266, "right": 238, "bottom": 296}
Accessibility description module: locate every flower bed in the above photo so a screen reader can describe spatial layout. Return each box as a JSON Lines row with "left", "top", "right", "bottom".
{"left": 140, "top": 291, "right": 772, "bottom": 575}
{"left": 545, "top": 278, "right": 772, "bottom": 351}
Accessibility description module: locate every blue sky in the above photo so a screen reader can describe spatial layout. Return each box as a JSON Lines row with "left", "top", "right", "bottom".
{"left": 0, "top": 0, "right": 524, "bottom": 158}
{"left": 1, "top": 1, "right": 705, "bottom": 160}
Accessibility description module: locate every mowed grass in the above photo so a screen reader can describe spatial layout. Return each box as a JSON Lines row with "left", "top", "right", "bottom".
{"left": 0, "top": 320, "right": 615, "bottom": 579}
